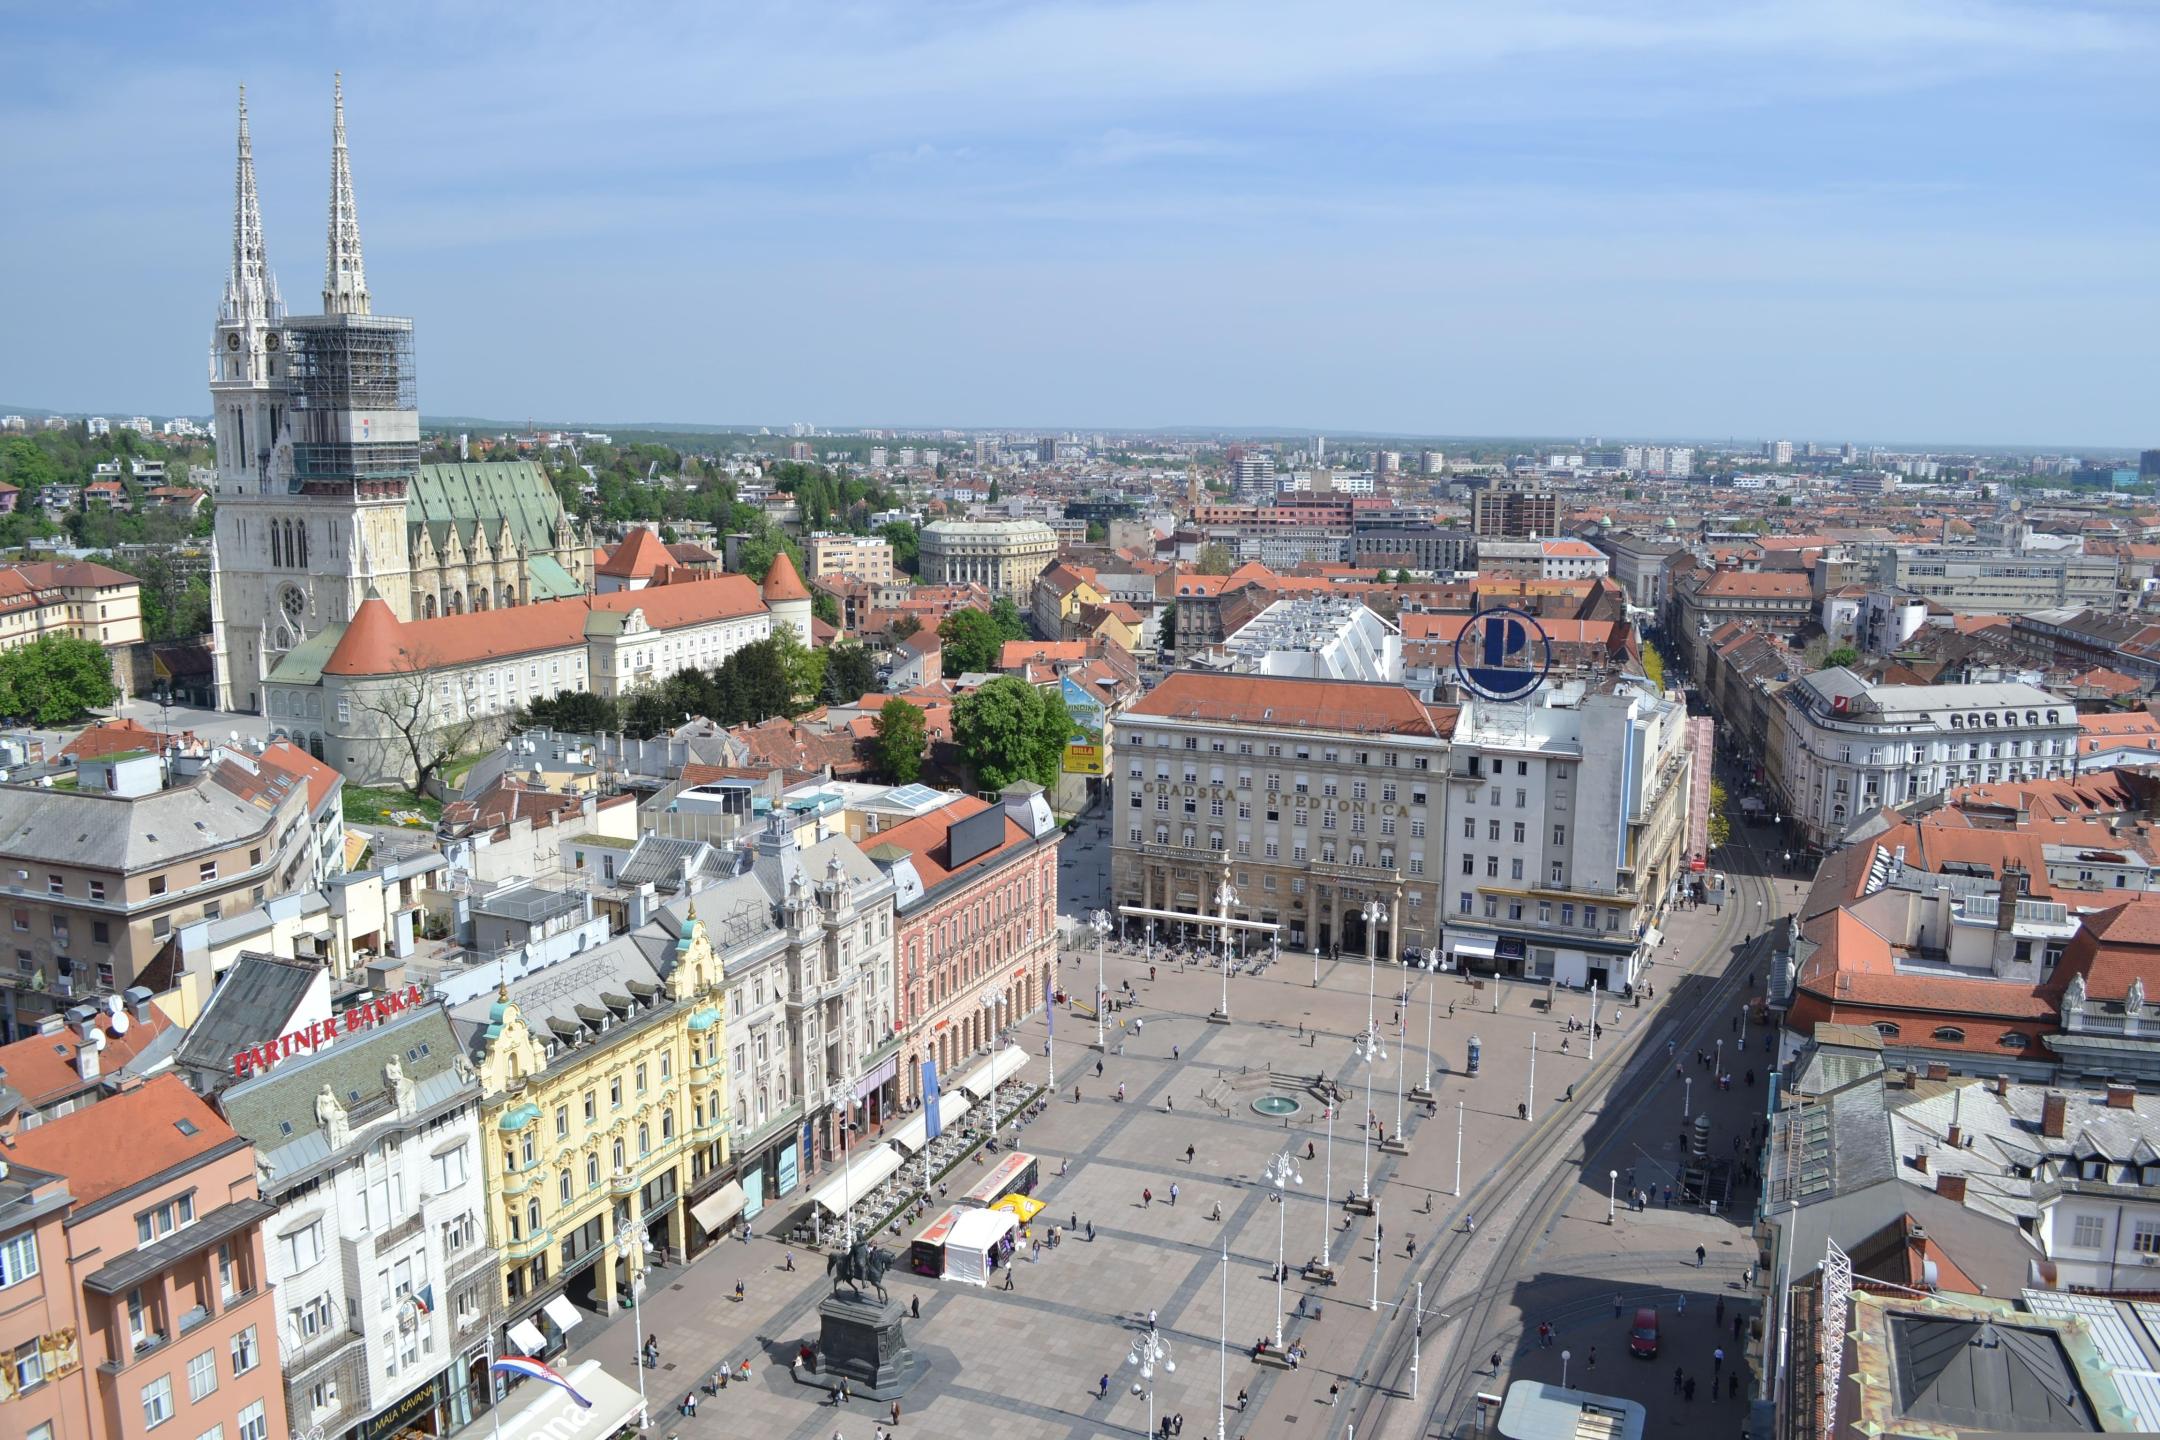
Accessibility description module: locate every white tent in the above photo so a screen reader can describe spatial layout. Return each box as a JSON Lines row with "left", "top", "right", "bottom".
{"left": 495, "top": 1358, "right": 646, "bottom": 1440}
{"left": 802, "top": 1142, "right": 906, "bottom": 1222}
{"left": 886, "top": 1090, "right": 972, "bottom": 1155}
{"left": 958, "top": 1044, "right": 1029, "bottom": 1102}
{"left": 940, "top": 1205, "right": 1018, "bottom": 1286}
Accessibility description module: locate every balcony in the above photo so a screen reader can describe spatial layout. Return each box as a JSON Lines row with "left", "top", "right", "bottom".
{"left": 280, "top": 1316, "right": 364, "bottom": 1373}
{"left": 101, "top": 1331, "right": 169, "bottom": 1376}
{"left": 609, "top": 1166, "right": 639, "bottom": 1198}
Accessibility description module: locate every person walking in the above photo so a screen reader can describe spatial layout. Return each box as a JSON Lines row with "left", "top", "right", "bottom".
{"left": 1712, "top": 1346, "right": 1724, "bottom": 1378}
{"left": 1185, "top": 1144, "right": 1196, "bottom": 1164}
{"left": 785, "top": 1250, "right": 796, "bottom": 1272}
{"left": 1148, "top": 1307, "right": 1158, "bottom": 1332}
{"left": 1613, "top": 1293, "right": 1624, "bottom": 1319}
{"left": 1672, "top": 1365, "right": 1684, "bottom": 1394}
{"left": 1676, "top": 1292, "right": 1687, "bottom": 1315}
{"left": 910, "top": 1294, "right": 920, "bottom": 1320}
{"left": 1491, "top": 1350, "right": 1503, "bottom": 1375}
{"left": 1143, "top": 1187, "right": 1153, "bottom": 1207}
{"left": 1097, "top": 1059, "right": 1105, "bottom": 1077}
{"left": 1003, "top": 1266, "right": 1015, "bottom": 1291}
{"left": 1169, "top": 1182, "right": 1180, "bottom": 1207}
{"left": 1684, "top": 1376, "right": 1696, "bottom": 1403}
{"left": 838, "top": 1378, "right": 852, "bottom": 1406}
{"left": 1696, "top": 1243, "right": 1708, "bottom": 1268}
{"left": 1099, "top": 1374, "right": 1111, "bottom": 1399}
{"left": 1587, "top": 1346, "right": 1596, "bottom": 1372}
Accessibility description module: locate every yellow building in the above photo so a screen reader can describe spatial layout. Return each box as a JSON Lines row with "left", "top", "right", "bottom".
{"left": 463, "top": 910, "right": 731, "bottom": 1356}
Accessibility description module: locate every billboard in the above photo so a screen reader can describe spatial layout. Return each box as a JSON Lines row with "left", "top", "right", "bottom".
{"left": 1063, "top": 742, "right": 1105, "bottom": 776}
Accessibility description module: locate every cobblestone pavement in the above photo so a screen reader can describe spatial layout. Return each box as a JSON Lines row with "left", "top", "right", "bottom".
{"left": 556, "top": 841, "right": 1801, "bottom": 1440}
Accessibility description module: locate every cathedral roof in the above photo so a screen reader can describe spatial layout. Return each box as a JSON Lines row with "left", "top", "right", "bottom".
{"left": 318, "top": 576, "right": 769, "bottom": 678}
{"left": 406, "top": 462, "right": 572, "bottom": 563}
{"left": 761, "top": 550, "right": 810, "bottom": 603}
{"left": 599, "top": 527, "right": 671, "bottom": 579}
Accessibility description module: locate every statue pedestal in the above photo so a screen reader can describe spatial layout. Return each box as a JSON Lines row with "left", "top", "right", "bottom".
{"left": 810, "top": 1293, "right": 923, "bottom": 1400}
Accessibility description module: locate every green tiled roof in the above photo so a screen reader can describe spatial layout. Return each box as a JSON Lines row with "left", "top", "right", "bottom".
{"left": 265, "top": 622, "right": 347, "bottom": 687}
{"left": 408, "top": 461, "right": 571, "bottom": 558}
{"left": 527, "top": 553, "right": 583, "bottom": 600}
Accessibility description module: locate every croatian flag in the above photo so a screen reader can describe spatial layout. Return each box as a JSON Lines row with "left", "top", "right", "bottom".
{"left": 922, "top": 1059, "right": 942, "bottom": 1141}
{"left": 490, "top": 1356, "right": 592, "bottom": 1408}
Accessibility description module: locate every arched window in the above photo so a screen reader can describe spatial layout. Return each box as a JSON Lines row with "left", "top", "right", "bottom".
{"left": 270, "top": 520, "right": 283, "bottom": 568}
{"left": 1931, "top": 1026, "right": 1965, "bottom": 1043}
{"left": 637, "top": 1123, "right": 650, "bottom": 1156}
{"left": 586, "top": 1154, "right": 599, "bottom": 1188}
{"left": 1874, "top": 1022, "right": 1901, "bottom": 1039}
{"left": 423, "top": 593, "right": 437, "bottom": 619}
{"left": 661, "top": 1108, "right": 674, "bottom": 1141}
{"left": 1998, "top": 1032, "right": 2029, "bottom": 1050}
{"left": 611, "top": 1138, "right": 625, "bottom": 1170}
{"left": 1950, "top": 715, "right": 1963, "bottom": 729}
{"left": 526, "top": 1198, "right": 541, "bottom": 1233}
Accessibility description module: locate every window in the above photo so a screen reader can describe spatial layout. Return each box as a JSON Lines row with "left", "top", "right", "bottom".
{"left": 0, "top": 1229, "right": 37, "bottom": 1288}
{"left": 584, "top": 1091, "right": 597, "bottom": 1123}
{"left": 279, "top": 1219, "right": 324, "bottom": 1272}
{"left": 435, "top": 1144, "right": 469, "bottom": 1192}
{"left": 1874, "top": 1022, "right": 1901, "bottom": 1039}
{"left": 199, "top": 862, "right": 217, "bottom": 883}
{"left": 150, "top": 875, "right": 166, "bottom": 895}
{"left": 2071, "top": 1214, "right": 2107, "bottom": 1249}
{"left": 1552, "top": 825, "right": 1567, "bottom": 847}
{"left": 142, "top": 1375, "right": 175, "bottom": 1429}
{"left": 89, "top": 879, "right": 105, "bottom": 901}
{"left": 138, "top": 1193, "right": 196, "bottom": 1246}
{"left": 1998, "top": 1032, "right": 2029, "bottom": 1050}
{"left": 46, "top": 873, "right": 62, "bottom": 895}
{"left": 1462, "top": 818, "right": 1475, "bottom": 839}
{"left": 237, "top": 1400, "right": 268, "bottom": 1440}
{"left": 14, "top": 1337, "right": 45, "bottom": 1392}
{"left": 1459, "top": 892, "right": 1473, "bottom": 914}
{"left": 2135, "top": 1223, "right": 2160, "bottom": 1256}
{"left": 229, "top": 1324, "right": 258, "bottom": 1376}
{"left": 187, "top": 1349, "right": 217, "bottom": 1401}
{"left": 1930, "top": 1026, "right": 1965, "bottom": 1043}
{"left": 555, "top": 1105, "right": 569, "bottom": 1139}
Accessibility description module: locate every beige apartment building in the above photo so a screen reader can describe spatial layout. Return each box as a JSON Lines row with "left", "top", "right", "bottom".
{"left": 919, "top": 519, "right": 1059, "bottom": 599}
{"left": 0, "top": 560, "right": 144, "bottom": 651}
{"left": 1108, "top": 672, "right": 1457, "bottom": 959}
{"left": 0, "top": 751, "right": 320, "bottom": 1040}
{"left": 806, "top": 532, "right": 895, "bottom": 584}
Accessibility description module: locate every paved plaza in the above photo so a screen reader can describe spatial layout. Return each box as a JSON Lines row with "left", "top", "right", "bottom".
{"left": 556, "top": 823, "right": 1801, "bottom": 1440}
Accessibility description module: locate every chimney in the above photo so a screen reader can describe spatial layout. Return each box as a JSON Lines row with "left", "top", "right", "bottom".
{"left": 1913, "top": 1150, "right": 1928, "bottom": 1173}
{"left": 1926, "top": 1061, "right": 1950, "bottom": 1081}
{"left": 1994, "top": 1074, "right": 2012, "bottom": 1097}
{"left": 1936, "top": 1172, "right": 1968, "bottom": 1203}
{"left": 2042, "top": 1091, "right": 2068, "bottom": 1139}
{"left": 1996, "top": 865, "right": 2025, "bottom": 932}
{"left": 2108, "top": 1083, "right": 2137, "bottom": 1110}
{"left": 1946, "top": 1124, "right": 1963, "bottom": 1150}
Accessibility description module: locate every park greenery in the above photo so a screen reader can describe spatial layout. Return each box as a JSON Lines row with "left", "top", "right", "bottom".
{"left": 0, "top": 635, "right": 119, "bottom": 725}
{"left": 952, "top": 675, "right": 1077, "bottom": 791}
{"left": 938, "top": 600, "right": 1030, "bottom": 677}
{"left": 874, "top": 698, "right": 928, "bottom": 784}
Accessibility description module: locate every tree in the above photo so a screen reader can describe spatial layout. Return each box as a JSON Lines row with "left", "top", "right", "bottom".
{"left": 812, "top": 591, "right": 841, "bottom": 626}
{"left": 1708, "top": 779, "right": 1732, "bottom": 850}
{"left": 767, "top": 624, "right": 825, "bottom": 714}
{"left": 1820, "top": 646, "right": 1860, "bottom": 671}
{"left": 874, "top": 699, "right": 928, "bottom": 784}
{"left": 989, "top": 596, "right": 1030, "bottom": 643}
{"left": 1194, "top": 542, "right": 1234, "bottom": 576}
{"left": 892, "top": 615, "right": 922, "bottom": 641}
{"left": 0, "top": 635, "right": 117, "bottom": 724}
{"left": 1085, "top": 520, "right": 1107, "bottom": 543}
{"left": 953, "top": 675, "right": 1075, "bottom": 790}
{"left": 880, "top": 521, "right": 920, "bottom": 576}
{"left": 515, "top": 689, "right": 621, "bottom": 733}
{"left": 939, "top": 608, "right": 1005, "bottom": 676}
{"left": 734, "top": 528, "right": 803, "bottom": 584}
{"left": 822, "top": 638, "right": 876, "bottom": 705}
{"left": 349, "top": 644, "right": 485, "bottom": 794}
{"left": 1641, "top": 640, "right": 1667, "bottom": 691}
{"left": 1159, "top": 601, "right": 1178, "bottom": 653}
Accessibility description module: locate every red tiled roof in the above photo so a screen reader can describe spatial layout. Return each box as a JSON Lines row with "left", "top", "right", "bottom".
{"left": 0, "top": 1003, "right": 174, "bottom": 1110}
{"left": 323, "top": 576, "right": 767, "bottom": 676}
{"left": 259, "top": 740, "right": 341, "bottom": 810}
{"left": 5, "top": 1074, "right": 237, "bottom": 1206}
{"left": 761, "top": 551, "right": 810, "bottom": 603}
{"left": 1697, "top": 571, "right": 1813, "bottom": 599}
{"left": 63, "top": 717, "right": 192, "bottom": 760}
{"left": 599, "top": 527, "right": 672, "bottom": 578}
{"left": 869, "top": 794, "right": 1036, "bottom": 892}
{"left": 1126, "top": 672, "right": 1455, "bottom": 738}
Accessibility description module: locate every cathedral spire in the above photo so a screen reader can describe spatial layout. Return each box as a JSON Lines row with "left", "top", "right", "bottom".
{"left": 225, "top": 84, "right": 282, "bottom": 325}
{"left": 323, "top": 72, "right": 370, "bottom": 316}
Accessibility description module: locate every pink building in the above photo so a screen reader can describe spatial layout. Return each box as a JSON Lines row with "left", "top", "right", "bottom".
{"left": 870, "top": 785, "right": 1061, "bottom": 1102}
{"left": 2, "top": 1075, "right": 288, "bottom": 1440}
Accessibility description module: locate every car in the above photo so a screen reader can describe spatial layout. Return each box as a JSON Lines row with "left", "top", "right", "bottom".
{"left": 1628, "top": 1307, "right": 1660, "bottom": 1358}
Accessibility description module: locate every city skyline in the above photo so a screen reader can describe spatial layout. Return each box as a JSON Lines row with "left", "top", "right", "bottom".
{"left": 2, "top": 1, "right": 2155, "bottom": 444}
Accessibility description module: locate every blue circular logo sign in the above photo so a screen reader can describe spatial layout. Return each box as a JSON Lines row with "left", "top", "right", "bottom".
{"left": 1452, "top": 607, "right": 1552, "bottom": 702}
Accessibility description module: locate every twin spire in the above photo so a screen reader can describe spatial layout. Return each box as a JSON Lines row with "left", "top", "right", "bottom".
{"left": 225, "top": 76, "right": 370, "bottom": 326}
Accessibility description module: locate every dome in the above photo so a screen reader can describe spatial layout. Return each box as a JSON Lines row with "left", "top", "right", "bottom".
{"left": 761, "top": 550, "right": 810, "bottom": 603}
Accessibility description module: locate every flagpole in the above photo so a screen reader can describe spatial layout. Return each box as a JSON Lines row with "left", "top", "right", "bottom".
{"left": 487, "top": 1336, "right": 503, "bottom": 1440}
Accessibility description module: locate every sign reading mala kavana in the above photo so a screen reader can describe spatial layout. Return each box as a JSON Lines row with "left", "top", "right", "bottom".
{"left": 1452, "top": 607, "right": 1553, "bottom": 702}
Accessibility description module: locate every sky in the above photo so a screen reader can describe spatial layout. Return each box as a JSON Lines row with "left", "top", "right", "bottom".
{"left": 1, "top": 0, "right": 2155, "bottom": 446}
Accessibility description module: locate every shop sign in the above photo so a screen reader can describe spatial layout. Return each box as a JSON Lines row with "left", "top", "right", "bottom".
{"left": 232, "top": 982, "right": 428, "bottom": 1078}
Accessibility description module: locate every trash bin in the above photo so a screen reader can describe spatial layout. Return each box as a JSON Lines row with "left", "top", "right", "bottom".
{"left": 1466, "top": 1035, "right": 1482, "bottom": 1076}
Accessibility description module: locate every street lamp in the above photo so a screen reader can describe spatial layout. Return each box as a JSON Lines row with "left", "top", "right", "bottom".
{"left": 1356, "top": 1024, "right": 1385, "bottom": 1200}
{"left": 1421, "top": 960, "right": 1436, "bottom": 1094}
{"left": 615, "top": 1229, "right": 649, "bottom": 1428}
{"left": 1214, "top": 878, "right": 1237, "bottom": 1021}
{"left": 1127, "top": 1325, "right": 1175, "bottom": 1439}
{"left": 1091, "top": 908, "right": 1111, "bottom": 1051}
{"left": 980, "top": 992, "right": 1007, "bottom": 1138}
{"left": 1561, "top": 1348, "right": 1572, "bottom": 1388}
{"left": 1526, "top": 1031, "right": 1537, "bottom": 1123}
{"left": 1454, "top": 1099, "right": 1464, "bottom": 1197}
{"left": 825, "top": 1081, "right": 857, "bottom": 1248}
{"left": 1262, "top": 1148, "right": 1304, "bottom": 1346}
{"left": 1683, "top": 1074, "right": 1692, "bottom": 1118}
{"left": 1587, "top": 978, "right": 1599, "bottom": 1064}
{"left": 1607, "top": 1168, "right": 1618, "bottom": 1225}
{"left": 1320, "top": 1090, "right": 1337, "bottom": 1270}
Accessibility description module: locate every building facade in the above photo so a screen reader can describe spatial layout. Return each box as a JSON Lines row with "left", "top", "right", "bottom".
{"left": 806, "top": 534, "right": 895, "bottom": 585}
{"left": 3, "top": 1075, "right": 288, "bottom": 1440}
{"left": 1109, "top": 673, "right": 1458, "bottom": 958}
{"left": 867, "top": 787, "right": 1060, "bottom": 1103}
{"left": 206, "top": 84, "right": 590, "bottom": 713}
{"left": 1870, "top": 545, "right": 2119, "bottom": 616}
{"left": 0, "top": 561, "right": 144, "bottom": 657}
{"left": 919, "top": 520, "right": 1059, "bottom": 598}
{"left": 1768, "top": 669, "right": 2080, "bottom": 848}
{"left": 212, "top": 1006, "right": 499, "bottom": 1440}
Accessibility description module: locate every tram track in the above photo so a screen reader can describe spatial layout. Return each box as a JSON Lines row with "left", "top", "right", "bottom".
{"left": 1333, "top": 860, "right": 1775, "bottom": 1440}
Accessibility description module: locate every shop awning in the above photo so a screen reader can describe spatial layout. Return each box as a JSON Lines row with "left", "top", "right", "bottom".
{"left": 1451, "top": 934, "right": 1499, "bottom": 959}
{"left": 803, "top": 1143, "right": 906, "bottom": 1221}
{"left": 854, "top": 1052, "right": 899, "bottom": 1100}
{"left": 959, "top": 1044, "right": 1028, "bottom": 1102}
{"left": 886, "top": 1091, "right": 972, "bottom": 1155}
{"left": 494, "top": 1358, "right": 645, "bottom": 1440}
{"left": 506, "top": 1319, "right": 546, "bottom": 1355}
{"left": 691, "top": 1181, "right": 746, "bottom": 1236}
{"left": 541, "top": 1295, "right": 583, "bottom": 1336}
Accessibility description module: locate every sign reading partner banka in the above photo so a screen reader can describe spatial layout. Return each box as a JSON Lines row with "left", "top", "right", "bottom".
{"left": 1452, "top": 606, "right": 1552, "bottom": 702}
{"left": 231, "top": 982, "right": 429, "bottom": 1077}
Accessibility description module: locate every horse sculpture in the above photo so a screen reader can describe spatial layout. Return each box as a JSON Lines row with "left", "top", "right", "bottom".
{"left": 826, "top": 1238, "right": 895, "bottom": 1304}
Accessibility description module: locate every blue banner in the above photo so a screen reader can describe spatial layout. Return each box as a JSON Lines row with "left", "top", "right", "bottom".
{"left": 922, "top": 1059, "right": 942, "bottom": 1140}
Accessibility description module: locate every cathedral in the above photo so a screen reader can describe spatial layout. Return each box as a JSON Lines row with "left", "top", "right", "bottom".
{"left": 208, "top": 79, "right": 592, "bottom": 713}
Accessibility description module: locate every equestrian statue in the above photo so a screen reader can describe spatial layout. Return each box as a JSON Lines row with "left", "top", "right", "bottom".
{"left": 826, "top": 1237, "right": 896, "bottom": 1305}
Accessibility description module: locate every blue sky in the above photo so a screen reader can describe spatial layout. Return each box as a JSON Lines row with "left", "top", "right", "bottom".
{"left": 2, "top": 1, "right": 2154, "bottom": 445}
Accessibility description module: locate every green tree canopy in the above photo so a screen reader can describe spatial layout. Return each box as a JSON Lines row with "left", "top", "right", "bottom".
{"left": 952, "top": 675, "right": 1075, "bottom": 791}
{"left": 0, "top": 634, "right": 118, "bottom": 725}
{"left": 1194, "top": 542, "right": 1235, "bottom": 576}
{"left": 812, "top": 591, "right": 841, "bottom": 626}
{"left": 1708, "top": 779, "right": 1732, "bottom": 850}
{"left": 874, "top": 698, "right": 927, "bottom": 784}
{"left": 939, "top": 608, "right": 1005, "bottom": 676}
{"left": 1820, "top": 646, "right": 1860, "bottom": 671}
{"left": 989, "top": 596, "right": 1030, "bottom": 643}
{"left": 822, "top": 638, "right": 876, "bottom": 706}
{"left": 515, "top": 689, "right": 622, "bottom": 733}
{"left": 880, "top": 521, "right": 920, "bottom": 575}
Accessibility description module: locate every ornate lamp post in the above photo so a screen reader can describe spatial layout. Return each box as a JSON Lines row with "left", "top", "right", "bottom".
{"left": 1091, "top": 908, "right": 1111, "bottom": 1051}
{"left": 825, "top": 1080, "right": 857, "bottom": 1247}
{"left": 1127, "top": 1325, "right": 1175, "bottom": 1439}
{"left": 1214, "top": 878, "right": 1237, "bottom": 1021}
{"left": 1262, "top": 1148, "right": 1304, "bottom": 1347}
{"left": 1356, "top": 1024, "right": 1385, "bottom": 1200}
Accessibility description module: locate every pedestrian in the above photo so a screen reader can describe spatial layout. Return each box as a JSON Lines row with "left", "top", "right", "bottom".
{"left": 1148, "top": 1307, "right": 1158, "bottom": 1331}
{"left": 1662, "top": 1185, "right": 1672, "bottom": 1207}
{"left": 1613, "top": 1293, "right": 1624, "bottom": 1318}
{"left": 1170, "top": 1183, "right": 1180, "bottom": 1207}
{"left": 839, "top": 1378, "right": 853, "bottom": 1406}
{"left": 1673, "top": 1365, "right": 1684, "bottom": 1394}
{"left": 682, "top": 1392, "right": 698, "bottom": 1417}
{"left": 1328, "top": 1382, "right": 1341, "bottom": 1405}
{"left": 1728, "top": 1372, "right": 1740, "bottom": 1400}
{"left": 1072, "top": 1211, "right": 1080, "bottom": 1233}
{"left": 1307, "top": 1140, "right": 1316, "bottom": 1160}
{"left": 1186, "top": 1144, "right": 1196, "bottom": 1163}
{"left": 1173, "top": 1045, "right": 1181, "bottom": 1061}
{"left": 910, "top": 1294, "right": 921, "bottom": 1320}
{"left": 1087, "top": 1221, "right": 1095, "bottom": 1242}
{"left": 1099, "top": 1374, "right": 1111, "bottom": 1399}
{"left": 734, "top": 1279, "right": 745, "bottom": 1303}
{"left": 1676, "top": 1292, "right": 1687, "bottom": 1315}
{"left": 1587, "top": 1346, "right": 1596, "bottom": 1371}
{"left": 785, "top": 1250, "right": 796, "bottom": 1272}
{"left": 1696, "top": 1243, "right": 1708, "bottom": 1268}
{"left": 1003, "top": 1266, "right": 1015, "bottom": 1291}
{"left": 1491, "top": 1350, "right": 1503, "bottom": 1375}
{"left": 1713, "top": 1346, "right": 1724, "bottom": 1377}
{"left": 1684, "top": 1377, "right": 1696, "bottom": 1403}
{"left": 1732, "top": 1312, "right": 1744, "bottom": 1340}
{"left": 1097, "top": 1059, "right": 1104, "bottom": 1077}
{"left": 1716, "top": 1296, "right": 1725, "bottom": 1325}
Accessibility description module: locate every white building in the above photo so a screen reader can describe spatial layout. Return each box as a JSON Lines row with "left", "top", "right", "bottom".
{"left": 1437, "top": 678, "right": 1688, "bottom": 988}
{"left": 209, "top": 991, "right": 498, "bottom": 1440}
{"left": 1476, "top": 538, "right": 1612, "bottom": 582}
{"left": 1768, "top": 669, "right": 2079, "bottom": 848}
{"left": 86, "top": 416, "right": 110, "bottom": 437}
{"left": 1202, "top": 597, "right": 1402, "bottom": 684}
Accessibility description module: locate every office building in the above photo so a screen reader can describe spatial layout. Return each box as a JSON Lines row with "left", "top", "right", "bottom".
{"left": 918, "top": 519, "right": 1061, "bottom": 598}
{"left": 1471, "top": 485, "right": 1558, "bottom": 539}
